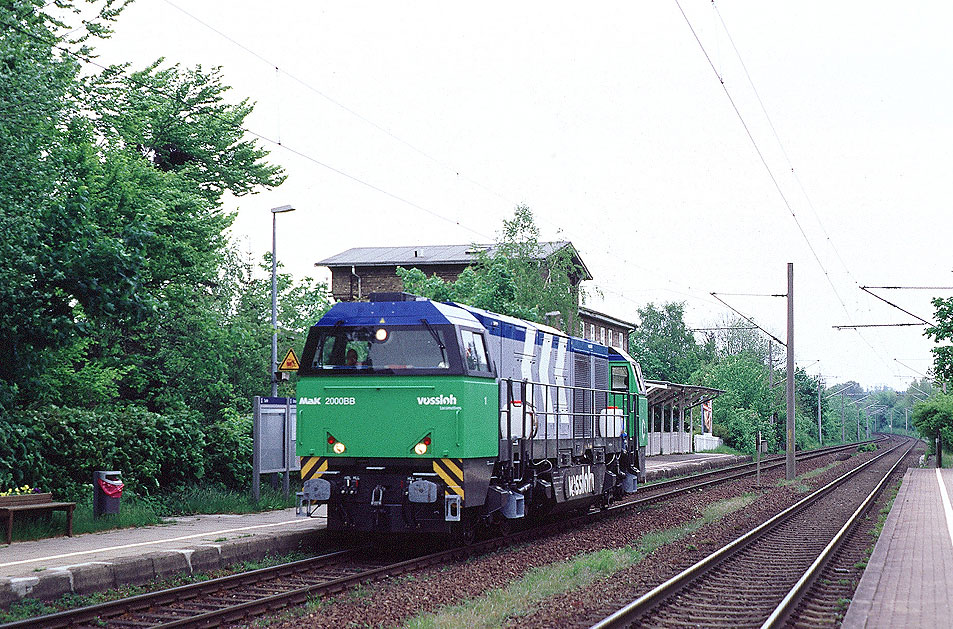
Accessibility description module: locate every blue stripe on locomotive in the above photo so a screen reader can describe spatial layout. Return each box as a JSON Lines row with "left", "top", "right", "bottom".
{"left": 314, "top": 299, "right": 481, "bottom": 329}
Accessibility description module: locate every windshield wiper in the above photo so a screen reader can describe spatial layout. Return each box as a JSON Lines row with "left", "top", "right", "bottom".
{"left": 419, "top": 318, "right": 447, "bottom": 364}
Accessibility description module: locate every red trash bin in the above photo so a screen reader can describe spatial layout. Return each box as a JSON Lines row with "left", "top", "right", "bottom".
{"left": 93, "top": 471, "right": 123, "bottom": 517}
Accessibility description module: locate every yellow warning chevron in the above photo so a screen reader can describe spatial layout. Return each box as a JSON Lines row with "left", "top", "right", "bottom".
{"left": 300, "top": 456, "right": 328, "bottom": 481}
{"left": 433, "top": 458, "right": 464, "bottom": 500}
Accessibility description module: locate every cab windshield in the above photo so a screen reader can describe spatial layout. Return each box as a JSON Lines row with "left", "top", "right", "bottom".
{"left": 301, "top": 324, "right": 458, "bottom": 374}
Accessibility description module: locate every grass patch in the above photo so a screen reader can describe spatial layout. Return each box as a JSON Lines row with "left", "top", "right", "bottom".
{"left": 402, "top": 493, "right": 760, "bottom": 628}
{"left": 3, "top": 486, "right": 297, "bottom": 543}
{"left": 704, "top": 445, "right": 747, "bottom": 456}
{"left": 799, "top": 460, "right": 844, "bottom": 480}
{"left": 869, "top": 481, "right": 901, "bottom": 541}
{"left": 403, "top": 547, "right": 646, "bottom": 629}
{"left": 160, "top": 486, "right": 296, "bottom": 516}
{"left": 775, "top": 460, "right": 843, "bottom": 492}
{"left": 699, "top": 494, "right": 757, "bottom": 522}
{"left": 0, "top": 552, "right": 308, "bottom": 623}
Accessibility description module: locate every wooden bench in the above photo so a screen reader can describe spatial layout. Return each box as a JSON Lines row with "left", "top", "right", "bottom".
{"left": 0, "top": 493, "right": 76, "bottom": 545}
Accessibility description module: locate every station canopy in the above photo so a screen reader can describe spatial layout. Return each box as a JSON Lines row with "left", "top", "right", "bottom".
{"left": 644, "top": 380, "right": 725, "bottom": 409}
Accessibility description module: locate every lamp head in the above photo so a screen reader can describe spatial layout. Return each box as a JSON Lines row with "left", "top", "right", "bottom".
{"left": 271, "top": 204, "right": 296, "bottom": 214}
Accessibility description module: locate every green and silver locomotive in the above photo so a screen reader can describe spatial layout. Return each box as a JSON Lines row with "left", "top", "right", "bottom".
{"left": 296, "top": 293, "right": 648, "bottom": 537}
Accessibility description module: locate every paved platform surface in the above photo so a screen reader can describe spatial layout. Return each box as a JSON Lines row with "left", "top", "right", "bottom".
{"left": 644, "top": 451, "right": 749, "bottom": 481}
{"left": 0, "top": 506, "right": 327, "bottom": 606}
{"left": 842, "top": 467, "right": 953, "bottom": 628}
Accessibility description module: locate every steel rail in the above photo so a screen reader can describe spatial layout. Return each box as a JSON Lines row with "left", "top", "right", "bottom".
{"left": 1, "top": 439, "right": 885, "bottom": 629}
{"left": 0, "top": 550, "right": 360, "bottom": 629}
{"left": 760, "top": 440, "right": 914, "bottom": 628}
{"left": 632, "top": 437, "right": 883, "bottom": 504}
{"left": 589, "top": 437, "right": 914, "bottom": 629}
{"left": 150, "top": 547, "right": 471, "bottom": 628}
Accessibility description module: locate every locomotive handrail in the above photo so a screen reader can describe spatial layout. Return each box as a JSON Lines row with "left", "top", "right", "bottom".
{"left": 499, "top": 377, "right": 641, "bottom": 486}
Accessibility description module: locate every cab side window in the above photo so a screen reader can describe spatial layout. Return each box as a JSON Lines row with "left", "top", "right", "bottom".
{"left": 611, "top": 365, "right": 629, "bottom": 391}
{"left": 461, "top": 329, "right": 490, "bottom": 372}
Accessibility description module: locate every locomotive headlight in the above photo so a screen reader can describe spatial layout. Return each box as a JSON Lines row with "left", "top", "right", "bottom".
{"left": 413, "top": 436, "right": 432, "bottom": 455}
{"left": 333, "top": 441, "right": 346, "bottom": 454}
{"left": 375, "top": 327, "right": 388, "bottom": 342}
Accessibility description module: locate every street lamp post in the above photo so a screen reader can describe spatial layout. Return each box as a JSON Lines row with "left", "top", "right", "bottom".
{"left": 271, "top": 205, "right": 296, "bottom": 397}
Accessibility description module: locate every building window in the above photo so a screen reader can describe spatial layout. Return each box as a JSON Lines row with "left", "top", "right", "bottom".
{"left": 600, "top": 327, "right": 606, "bottom": 344}
{"left": 589, "top": 324, "right": 595, "bottom": 340}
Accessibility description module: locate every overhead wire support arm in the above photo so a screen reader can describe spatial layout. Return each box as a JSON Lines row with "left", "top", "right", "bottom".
{"left": 859, "top": 286, "right": 933, "bottom": 326}
{"left": 832, "top": 323, "right": 926, "bottom": 329}
{"left": 825, "top": 383, "right": 854, "bottom": 399}
{"left": 863, "top": 286, "right": 953, "bottom": 291}
{"left": 710, "top": 292, "right": 786, "bottom": 347}
{"left": 689, "top": 326, "right": 759, "bottom": 331}
{"left": 895, "top": 358, "right": 927, "bottom": 378}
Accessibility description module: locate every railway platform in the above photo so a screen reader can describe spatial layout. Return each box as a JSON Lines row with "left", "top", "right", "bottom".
{"left": 842, "top": 467, "right": 953, "bottom": 628}
{"left": 0, "top": 507, "right": 325, "bottom": 607}
{"left": 644, "top": 451, "right": 749, "bottom": 481}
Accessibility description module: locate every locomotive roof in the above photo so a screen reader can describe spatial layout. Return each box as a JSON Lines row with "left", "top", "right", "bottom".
{"left": 452, "top": 303, "right": 566, "bottom": 337}
{"left": 315, "top": 299, "right": 482, "bottom": 328}
{"left": 315, "top": 300, "right": 614, "bottom": 357}
{"left": 454, "top": 303, "right": 610, "bottom": 357}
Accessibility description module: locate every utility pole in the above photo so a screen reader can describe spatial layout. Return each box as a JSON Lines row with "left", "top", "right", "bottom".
{"left": 768, "top": 341, "right": 774, "bottom": 424}
{"left": 786, "top": 263, "right": 795, "bottom": 481}
{"left": 270, "top": 204, "right": 296, "bottom": 397}
{"left": 841, "top": 393, "right": 845, "bottom": 442}
{"left": 817, "top": 376, "right": 822, "bottom": 445}
{"left": 905, "top": 407, "right": 908, "bottom": 432}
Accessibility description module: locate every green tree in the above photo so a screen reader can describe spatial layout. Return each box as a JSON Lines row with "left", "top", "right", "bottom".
{"left": 925, "top": 296, "right": 953, "bottom": 384}
{"left": 89, "top": 61, "right": 284, "bottom": 202}
{"left": 0, "top": 2, "right": 289, "bottom": 415}
{"left": 630, "top": 302, "right": 701, "bottom": 383}
{"left": 912, "top": 394, "right": 953, "bottom": 458}
{"left": 0, "top": 2, "right": 156, "bottom": 410}
{"left": 692, "top": 353, "right": 772, "bottom": 453}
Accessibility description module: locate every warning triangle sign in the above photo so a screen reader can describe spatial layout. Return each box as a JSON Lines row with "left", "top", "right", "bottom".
{"left": 278, "top": 348, "right": 300, "bottom": 372}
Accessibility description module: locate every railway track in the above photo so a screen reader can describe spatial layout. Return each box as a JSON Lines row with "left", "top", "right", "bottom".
{"left": 0, "top": 440, "right": 882, "bottom": 629}
{"left": 589, "top": 436, "right": 917, "bottom": 629}
{"left": 635, "top": 438, "right": 883, "bottom": 503}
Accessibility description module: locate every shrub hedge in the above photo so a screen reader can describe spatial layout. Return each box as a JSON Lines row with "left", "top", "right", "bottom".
{"left": 0, "top": 405, "right": 252, "bottom": 500}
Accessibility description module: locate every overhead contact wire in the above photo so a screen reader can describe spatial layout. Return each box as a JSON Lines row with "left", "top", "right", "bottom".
{"left": 675, "top": 0, "right": 899, "bottom": 377}
{"left": 712, "top": 1, "right": 862, "bottom": 289}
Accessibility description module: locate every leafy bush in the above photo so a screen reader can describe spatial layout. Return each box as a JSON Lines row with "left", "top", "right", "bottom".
{"left": 202, "top": 408, "right": 253, "bottom": 488}
{"left": 0, "top": 405, "right": 246, "bottom": 500}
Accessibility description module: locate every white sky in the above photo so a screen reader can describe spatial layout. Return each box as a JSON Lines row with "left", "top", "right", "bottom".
{"left": 90, "top": 1, "right": 953, "bottom": 390}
